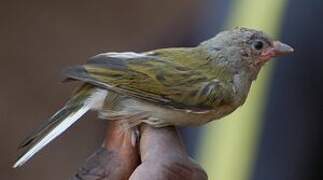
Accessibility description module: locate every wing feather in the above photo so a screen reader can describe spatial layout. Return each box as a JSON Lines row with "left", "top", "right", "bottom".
{"left": 64, "top": 50, "right": 233, "bottom": 109}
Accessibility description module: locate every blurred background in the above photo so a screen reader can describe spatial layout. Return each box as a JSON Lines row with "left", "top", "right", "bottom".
{"left": 0, "top": 0, "right": 322, "bottom": 179}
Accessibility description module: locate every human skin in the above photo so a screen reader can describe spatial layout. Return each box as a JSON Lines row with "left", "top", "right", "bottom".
{"left": 71, "top": 122, "right": 207, "bottom": 180}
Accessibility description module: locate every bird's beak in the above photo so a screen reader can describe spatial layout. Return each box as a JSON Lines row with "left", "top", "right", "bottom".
{"left": 260, "top": 41, "right": 294, "bottom": 60}
{"left": 271, "top": 41, "right": 294, "bottom": 56}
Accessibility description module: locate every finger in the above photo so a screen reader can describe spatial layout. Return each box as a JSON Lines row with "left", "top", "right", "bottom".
{"left": 130, "top": 124, "right": 207, "bottom": 180}
{"left": 71, "top": 121, "right": 140, "bottom": 180}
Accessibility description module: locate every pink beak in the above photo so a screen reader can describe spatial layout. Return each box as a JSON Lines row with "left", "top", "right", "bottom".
{"left": 271, "top": 41, "right": 294, "bottom": 56}
{"left": 257, "top": 41, "right": 294, "bottom": 65}
{"left": 260, "top": 41, "right": 294, "bottom": 61}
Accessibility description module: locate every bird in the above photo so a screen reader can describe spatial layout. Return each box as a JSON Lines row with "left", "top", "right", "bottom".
{"left": 13, "top": 27, "right": 293, "bottom": 168}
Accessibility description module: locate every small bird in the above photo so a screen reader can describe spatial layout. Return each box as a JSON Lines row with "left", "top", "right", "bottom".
{"left": 13, "top": 27, "right": 293, "bottom": 167}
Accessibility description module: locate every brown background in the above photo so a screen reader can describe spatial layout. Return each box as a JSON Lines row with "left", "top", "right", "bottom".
{"left": 0, "top": 0, "right": 208, "bottom": 179}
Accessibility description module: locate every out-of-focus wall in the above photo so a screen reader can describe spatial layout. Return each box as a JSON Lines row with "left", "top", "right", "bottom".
{"left": 0, "top": 1, "right": 204, "bottom": 179}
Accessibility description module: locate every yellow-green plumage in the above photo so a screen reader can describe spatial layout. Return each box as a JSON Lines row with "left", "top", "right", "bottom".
{"left": 14, "top": 27, "right": 294, "bottom": 167}
{"left": 76, "top": 47, "right": 235, "bottom": 110}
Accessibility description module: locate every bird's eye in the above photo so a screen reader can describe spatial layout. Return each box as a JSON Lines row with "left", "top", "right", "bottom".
{"left": 253, "top": 40, "right": 264, "bottom": 50}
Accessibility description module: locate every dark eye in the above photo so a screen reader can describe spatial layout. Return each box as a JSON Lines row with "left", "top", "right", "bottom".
{"left": 253, "top": 40, "right": 264, "bottom": 50}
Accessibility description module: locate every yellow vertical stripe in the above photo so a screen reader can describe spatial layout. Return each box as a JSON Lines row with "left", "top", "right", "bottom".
{"left": 198, "top": 1, "right": 288, "bottom": 180}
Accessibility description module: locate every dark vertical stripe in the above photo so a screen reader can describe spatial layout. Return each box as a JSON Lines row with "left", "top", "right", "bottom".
{"left": 252, "top": 1, "right": 323, "bottom": 180}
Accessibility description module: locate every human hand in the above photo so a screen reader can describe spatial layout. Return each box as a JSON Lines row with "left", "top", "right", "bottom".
{"left": 71, "top": 121, "right": 207, "bottom": 180}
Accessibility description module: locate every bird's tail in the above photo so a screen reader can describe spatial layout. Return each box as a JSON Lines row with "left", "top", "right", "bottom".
{"left": 13, "top": 84, "right": 107, "bottom": 168}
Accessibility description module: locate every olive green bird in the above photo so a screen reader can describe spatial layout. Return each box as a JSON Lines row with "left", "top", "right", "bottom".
{"left": 13, "top": 27, "right": 293, "bottom": 167}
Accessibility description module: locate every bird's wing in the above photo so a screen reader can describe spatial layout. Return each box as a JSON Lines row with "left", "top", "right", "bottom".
{"left": 64, "top": 49, "right": 233, "bottom": 110}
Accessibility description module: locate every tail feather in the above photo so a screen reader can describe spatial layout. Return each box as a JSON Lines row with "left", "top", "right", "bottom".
{"left": 18, "top": 105, "right": 81, "bottom": 149}
{"left": 13, "top": 85, "right": 107, "bottom": 168}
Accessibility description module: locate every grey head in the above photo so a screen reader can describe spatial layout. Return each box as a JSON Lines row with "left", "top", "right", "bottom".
{"left": 199, "top": 27, "right": 294, "bottom": 80}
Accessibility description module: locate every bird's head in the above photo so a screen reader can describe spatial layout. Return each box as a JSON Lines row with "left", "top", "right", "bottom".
{"left": 200, "top": 27, "right": 294, "bottom": 79}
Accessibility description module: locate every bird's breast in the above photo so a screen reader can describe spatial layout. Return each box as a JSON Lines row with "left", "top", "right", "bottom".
{"left": 98, "top": 96, "right": 238, "bottom": 127}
